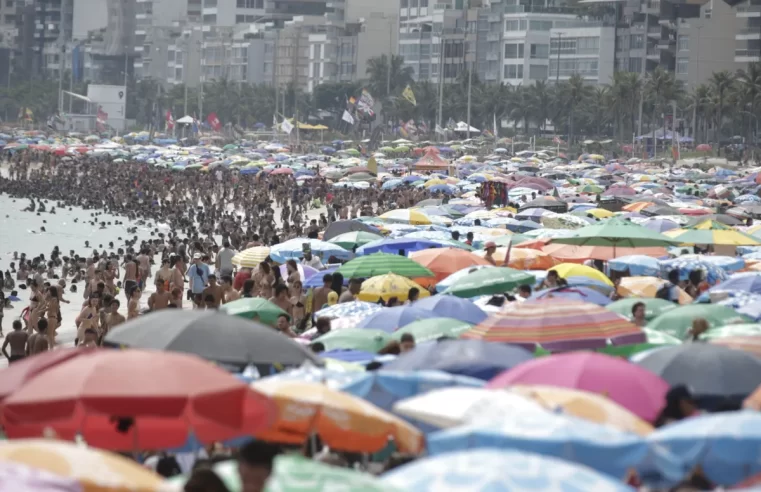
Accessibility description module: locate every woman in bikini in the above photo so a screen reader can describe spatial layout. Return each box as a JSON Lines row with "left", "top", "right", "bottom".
{"left": 76, "top": 296, "right": 100, "bottom": 346}
{"left": 45, "top": 285, "right": 60, "bottom": 347}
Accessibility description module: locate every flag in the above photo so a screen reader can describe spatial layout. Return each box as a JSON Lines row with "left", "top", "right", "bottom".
{"left": 281, "top": 118, "right": 294, "bottom": 134}
{"left": 357, "top": 89, "right": 375, "bottom": 116}
{"left": 165, "top": 110, "right": 175, "bottom": 130}
{"left": 273, "top": 114, "right": 278, "bottom": 129}
{"left": 17, "top": 107, "right": 24, "bottom": 120}
{"left": 341, "top": 110, "right": 355, "bottom": 125}
{"left": 367, "top": 156, "right": 377, "bottom": 175}
{"left": 24, "top": 108, "right": 34, "bottom": 121}
{"left": 402, "top": 85, "right": 416, "bottom": 106}
{"left": 348, "top": 95, "right": 357, "bottom": 105}
{"left": 446, "top": 118, "right": 456, "bottom": 130}
{"left": 553, "top": 136, "right": 564, "bottom": 145}
{"left": 96, "top": 106, "right": 108, "bottom": 130}
{"left": 435, "top": 124, "right": 446, "bottom": 135}
{"left": 671, "top": 145, "right": 680, "bottom": 161}
{"left": 207, "top": 112, "right": 222, "bottom": 131}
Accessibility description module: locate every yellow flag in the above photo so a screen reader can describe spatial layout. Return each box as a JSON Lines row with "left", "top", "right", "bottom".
{"left": 402, "top": 85, "right": 416, "bottom": 106}
{"left": 25, "top": 108, "right": 34, "bottom": 120}
{"left": 367, "top": 156, "right": 378, "bottom": 174}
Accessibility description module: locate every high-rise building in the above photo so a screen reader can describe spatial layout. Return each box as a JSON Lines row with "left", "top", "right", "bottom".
{"left": 732, "top": 0, "right": 761, "bottom": 63}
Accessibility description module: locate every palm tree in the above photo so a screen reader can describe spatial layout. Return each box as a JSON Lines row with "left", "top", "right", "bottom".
{"left": 510, "top": 86, "right": 533, "bottom": 135}
{"left": 606, "top": 71, "right": 642, "bottom": 141}
{"left": 584, "top": 86, "right": 610, "bottom": 137}
{"left": 365, "top": 55, "right": 413, "bottom": 100}
{"left": 734, "top": 63, "right": 761, "bottom": 142}
{"left": 560, "top": 74, "right": 594, "bottom": 144}
{"left": 708, "top": 70, "right": 735, "bottom": 143}
{"left": 528, "top": 81, "right": 552, "bottom": 133}
{"left": 645, "top": 67, "right": 684, "bottom": 145}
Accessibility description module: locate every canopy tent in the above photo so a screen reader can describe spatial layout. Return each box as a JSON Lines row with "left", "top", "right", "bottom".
{"left": 454, "top": 121, "right": 480, "bottom": 133}
{"left": 414, "top": 150, "right": 451, "bottom": 170}
{"left": 176, "top": 115, "right": 195, "bottom": 124}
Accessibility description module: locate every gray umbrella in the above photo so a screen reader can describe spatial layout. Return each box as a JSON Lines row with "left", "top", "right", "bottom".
{"left": 323, "top": 220, "right": 379, "bottom": 241}
{"left": 104, "top": 310, "right": 321, "bottom": 369}
{"left": 635, "top": 343, "right": 761, "bottom": 409}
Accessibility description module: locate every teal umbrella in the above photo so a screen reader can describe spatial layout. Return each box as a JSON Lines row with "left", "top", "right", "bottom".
{"left": 328, "top": 231, "right": 384, "bottom": 249}
{"left": 550, "top": 218, "right": 679, "bottom": 252}
{"left": 606, "top": 298, "right": 678, "bottom": 322}
{"left": 392, "top": 317, "right": 473, "bottom": 343}
{"left": 442, "top": 267, "right": 535, "bottom": 298}
{"left": 337, "top": 253, "right": 434, "bottom": 279}
{"left": 313, "top": 328, "right": 391, "bottom": 352}
{"left": 647, "top": 304, "right": 753, "bottom": 339}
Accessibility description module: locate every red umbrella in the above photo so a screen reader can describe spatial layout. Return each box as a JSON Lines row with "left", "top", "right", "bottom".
{"left": 1, "top": 349, "right": 276, "bottom": 450}
{"left": 696, "top": 144, "right": 712, "bottom": 152}
{"left": 0, "top": 348, "right": 93, "bottom": 403}
{"left": 270, "top": 167, "right": 293, "bottom": 175}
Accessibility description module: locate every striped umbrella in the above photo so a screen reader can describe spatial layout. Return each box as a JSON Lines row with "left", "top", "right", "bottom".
{"left": 337, "top": 253, "right": 435, "bottom": 279}
{"left": 379, "top": 209, "right": 433, "bottom": 225}
{"left": 664, "top": 219, "right": 761, "bottom": 246}
{"left": 358, "top": 273, "right": 431, "bottom": 302}
{"left": 315, "top": 301, "right": 384, "bottom": 320}
{"left": 461, "top": 299, "right": 645, "bottom": 351}
{"left": 231, "top": 246, "right": 271, "bottom": 268}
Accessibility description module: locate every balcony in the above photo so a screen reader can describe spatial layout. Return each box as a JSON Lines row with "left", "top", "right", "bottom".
{"left": 646, "top": 47, "right": 660, "bottom": 58}
{"left": 487, "top": 32, "right": 500, "bottom": 41}
{"left": 657, "top": 38, "right": 675, "bottom": 50}
{"left": 486, "top": 52, "right": 499, "bottom": 60}
{"left": 647, "top": 27, "right": 661, "bottom": 37}
{"left": 737, "top": 28, "right": 761, "bottom": 40}
{"left": 485, "top": 70, "right": 498, "bottom": 80}
{"left": 736, "top": 48, "right": 761, "bottom": 60}
{"left": 488, "top": 13, "right": 501, "bottom": 22}
{"left": 737, "top": 4, "right": 761, "bottom": 17}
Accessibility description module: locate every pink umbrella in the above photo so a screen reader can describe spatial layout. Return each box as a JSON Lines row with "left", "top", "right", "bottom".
{"left": 602, "top": 185, "right": 637, "bottom": 197}
{"left": 696, "top": 143, "right": 711, "bottom": 152}
{"left": 280, "top": 263, "right": 319, "bottom": 282}
{"left": 270, "top": 167, "right": 294, "bottom": 175}
{"left": 486, "top": 352, "right": 669, "bottom": 422}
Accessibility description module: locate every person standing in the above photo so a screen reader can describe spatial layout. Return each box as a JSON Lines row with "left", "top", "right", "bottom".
{"left": 187, "top": 253, "right": 210, "bottom": 308}
{"left": 2, "top": 320, "right": 29, "bottom": 363}
{"left": 216, "top": 240, "right": 237, "bottom": 279}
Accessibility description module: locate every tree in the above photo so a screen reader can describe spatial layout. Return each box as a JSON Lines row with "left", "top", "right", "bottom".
{"left": 709, "top": 70, "right": 735, "bottom": 142}
{"left": 606, "top": 71, "right": 642, "bottom": 141}
{"left": 557, "top": 74, "right": 594, "bottom": 144}
{"left": 528, "top": 80, "right": 552, "bottom": 132}
{"left": 365, "top": 54, "right": 413, "bottom": 101}
{"left": 645, "top": 67, "right": 684, "bottom": 143}
{"left": 733, "top": 63, "right": 761, "bottom": 142}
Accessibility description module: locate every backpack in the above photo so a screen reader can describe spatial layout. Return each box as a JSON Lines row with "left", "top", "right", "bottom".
{"left": 655, "top": 282, "right": 673, "bottom": 301}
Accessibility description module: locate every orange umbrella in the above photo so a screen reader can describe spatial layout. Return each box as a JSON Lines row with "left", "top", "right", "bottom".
{"left": 475, "top": 247, "right": 556, "bottom": 270}
{"left": 540, "top": 243, "right": 668, "bottom": 262}
{"left": 251, "top": 380, "right": 424, "bottom": 454}
{"left": 622, "top": 201, "right": 655, "bottom": 213}
{"left": 409, "top": 247, "right": 491, "bottom": 283}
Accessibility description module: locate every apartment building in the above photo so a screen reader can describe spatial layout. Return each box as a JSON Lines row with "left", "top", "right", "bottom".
{"left": 733, "top": 0, "right": 761, "bottom": 63}
{"left": 549, "top": 26, "right": 615, "bottom": 84}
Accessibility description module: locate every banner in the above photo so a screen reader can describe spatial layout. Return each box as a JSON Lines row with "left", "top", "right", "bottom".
{"left": 357, "top": 89, "right": 375, "bottom": 117}
{"left": 165, "top": 110, "right": 174, "bottom": 130}
{"left": 402, "top": 85, "right": 417, "bottom": 106}
{"left": 207, "top": 112, "right": 222, "bottom": 132}
{"left": 281, "top": 118, "right": 294, "bottom": 134}
{"left": 341, "top": 110, "right": 355, "bottom": 125}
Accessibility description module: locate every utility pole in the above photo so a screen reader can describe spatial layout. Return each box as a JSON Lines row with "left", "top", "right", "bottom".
{"left": 465, "top": 1, "right": 473, "bottom": 140}
{"left": 436, "top": 37, "right": 445, "bottom": 140}
{"left": 637, "top": 12, "right": 649, "bottom": 140}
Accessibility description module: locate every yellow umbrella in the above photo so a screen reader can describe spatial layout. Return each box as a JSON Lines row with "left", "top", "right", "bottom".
{"left": 551, "top": 263, "right": 613, "bottom": 287}
{"left": 0, "top": 439, "right": 166, "bottom": 492}
{"left": 617, "top": 276, "right": 692, "bottom": 304}
{"left": 509, "top": 385, "right": 654, "bottom": 436}
{"left": 379, "top": 209, "right": 432, "bottom": 225}
{"left": 586, "top": 208, "right": 614, "bottom": 219}
{"left": 251, "top": 380, "right": 425, "bottom": 454}
{"left": 588, "top": 154, "right": 605, "bottom": 160}
{"left": 232, "top": 246, "right": 271, "bottom": 268}
{"left": 358, "top": 273, "right": 430, "bottom": 302}
{"left": 424, "top": 178, "right": 448, "bottom": 188}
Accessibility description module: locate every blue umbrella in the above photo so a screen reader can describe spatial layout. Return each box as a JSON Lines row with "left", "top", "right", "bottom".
{"left": 270, "top": 238, "right": 351, "bottom": 263}
{"left": 529, "top": 286, "right": 612, "bottom": 306}
{"left": 239, "top": 168, "right": 259, "bottom": 175}
{"left": 608, "top": 255, "right": 662, "bottom": 277}
{"left": 414, "top": 295, "right": 488, "bottom": 324}
{"left": 736, "top": 194, "right": 761, "bottom": 203}
{"left": 428, "top": 184, "right": 457, "bottom": 194}
{"left": 635, "top": 343, "right": 761, "bottom": 409}
{"left": 315, "top": 300, "right": 383, "bottom": 320}
{"left": 661, "top": 257, "right": 728, "bottom": 284}
{"left": 648, "top": 410, "right": 761, "bottom": 486}
{"left": 321, "top": 146, "right": 336, "bottom": 154}
{"left": 258, "top": 366, "right": 362, "bottom": 387}
{"left": 356, "top": 237, "right": 442, "bottom": 256}
{"left": 357, "top": 306, "right": 438, "bottom": 333}
{"left": 402, "top": 175, "right": 424, "bottom": 183}
{"left": 427, "top": 412, "right": 685, "bottom": 485}
{"left": 382, "top": 179, "right": 403, "bottom": 190}
{"left": 321, "top": 349, "right": 385, "bottom": 364}
{"left": 382, "top": 339, "right": 533, "bottom": 380}
{"left": 710, "top": 272, "right": 761, "bottom": 295}
{"left": 339, "top": 370, "right": 483, "bottom": 412}
{"left": 303, "top": 266, "right": 342, "bottom": 288}
{"left": 382, "top": 449, "right": 636, "bottom": 492}
{"left": 507, "top": 220, "right": 542, "bottom": 233}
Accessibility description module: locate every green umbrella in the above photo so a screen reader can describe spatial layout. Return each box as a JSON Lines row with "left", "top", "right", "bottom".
{"left": 168, "top": 460, "right": 240, "bottom": 491}
{"left": 185, "top": 163, "right": 203, "bottom": 170}
{"left": 642, "top": 327, "right": 682, "bottom": 344}
{"left": 550, "top": 218, "right": 679, "bottom": 250}
{"left": 342, "top": 148, "right": 361, "bottom": 156}
{"left": 328, "top": 231, "right": 383, "bottom": 249}
{"left": 577, "top": 184, "right": 604, "bottom": 194}
{"left": 337, "top": 253, "right": 434, "bottom": 279}
{"left": 219, "top": 297, "right": 289, "bottom": 326}
{"left": 392, "top": 317, "right": 473, "bottom": 343}
{"left": 646, "top": 304, "right": 753, "bottom": 339}
{"left": 346, "top": 172, "right": 376, "bottom": 182}
{"left": 442, "top": 267, "right": 535, "bottom": 298}
{"left": 606, "top": 298, "right": 677, "bottom": 322}
{"left": 435, "top": 238, "right": 474, "bottom": 251}
{"left": 264, "top": 455, "right": 400, "bottom": 492}
{"left": 312, "top": 328, "right": 390, "bottom": 352}
{"left": 223, "top": 144, "right": 238, "bottom": 150}
{"left": 597, "top": 343, "right": 674, "bottom": 359}
{"left": 663, "top": 219, "right": 761, "bottom": 246}
{"left": 701, "top": 323, "right": 761, "bottom": 340}
{"left": 494, "top": 234, "right": 530, "bottom": 247}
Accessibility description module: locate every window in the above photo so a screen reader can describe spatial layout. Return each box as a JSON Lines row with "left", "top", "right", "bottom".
{"left": 175, "top": 67, "right": 182, "bottom": 80}
{"left": 263, "top": 62, "right": 271, "bottom": 74}
{"left": 629, "top": 57, "right": 641, "bottom": 73}
{"left": 420, "top": 43, "right": 430, "bottom": 57}
{"left": 529, "top": 64, "right": 547, "bottom": 79}
{"left": 504, "top": 64, "right": 523, "bottom": 79}
{"left": 419, "top": 63, "right": 430, "bottom": 78}
{"left": 421, "top": 0, "right": 428, "bottom": 6}
{"left": 528, "top": 20, "right": 553, "bottom": 31}
{"left": 676, "top": 57, "right": 688, "bottom": 74}
{"left": 530, "top": 43, "right": 548, "bottom": 59}
{"left": 410, "top": 0, "right": 418, "bottom": 6}
{"left": 432, "top": 62, "right": 439, "bottom": 75}
{"left": 677, "top": 34, "right": 688, "bottom": 51}
{"left": 237, "top": 0, "right": 263, "bottom": 7}
{"left": 236, "top": 14, "right": 244, "bottom": 23}
{"left": 630, "top": 34, "right": 644, "bottom": 50}
{"left": 576, "top": 37, "right": 599, "bottom": 54}
{"left": 520, "top": 20, "right": 527, "bottom": 30}
{"left": 401, "top": 0, "right": 407, "bottom": 6}
{"left": 312, "top": 62, "right": 321, "bottom": 78}
{"left": 505, "top": 20, "right": 520, "bottom": 31}
{"left": 504, "top": 42, "right": 524, "bottom": 59}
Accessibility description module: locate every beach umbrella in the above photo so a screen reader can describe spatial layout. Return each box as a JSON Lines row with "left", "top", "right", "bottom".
{"left": 549, "top": 218, "right": 678, "bottom": 255}
{"left": 218, "top": 297, "right": 289, "bottom": 326}
{"left": 529, "top": 286, "right": 612, "bottom": 306}
{"left": 617, "top": 276, "right": 693, "bottom": 304}
{"left": 638, "top": 217, "right": 680, "bottom": 233}
{"left": 710, "top": 272, "right": 761, "bottom": 294}
{"left": 251, "top": 380, "right": 424, "bottom": 454}
{"left": 635, "top": 344, "right": 761, "bottom": 408}
{"left": 551, "top": 263, "right": 614, "bottom": 287}
{"left": 510, "top": 385, "right": 654, "bottom": 436}
{"left": 357, "top": 273, "right": 430, "bottom": 303}
{"left": 648, "top": 410, "right": 761, "bottom": 486}
{"left": 392, "top": 317, "right": 474, "bottom": 343}
{"left": 322, "top": 219, "right": 379, "bottom": 241}
{"left": 393, "top": 387, "right": 545, "bottom": 429}
{"left": 708, "top": 333, "right": 761, "bottom": 358}
{"left": 489, "top": 352, "right": 669, "bottom": 421}
{"left": 608, "top": 254, "right": 662, "bottom": 277}
{"left": 463, "top": 299, "right": 644, "bottom": 350}
{"left": 476, "top": 247, "right": 556, "bottom": 270}
{"left": 339, "top": 370, "right": 483, "bottom": 413}
{"left": 0, "top": 440, "right": 167, "bottom": 492}
{"left": 104, "top": 310, "right": 320, "bottom": 368}
{"left": 409, "top": 248, "right": 491, "bottom": 282}
{"left": 0, "top": 349, "right": 94, "bottom": 403}
{"left": 278, "top": 263, "right": 319, "bottom": 282}
{"left": 231, "top": 246, "right": 272, "bottom": 268}
{"left": 256, "top": 365, "right": 363, "bottom": 386}
{"left": 265, "top": 455, "right": 397, "bottom": 492}
{"left": 270, "top": 238, "right": 351, "bottom": 263}
{"left": 664, "top": 219, "right": 761, "bottom": 246}
{"left": 379, "top": 209, "right": 433, "bottom": 225}
{"left": 381, "top": 449, "right": 637, "bottom": 492}
{"left": 441, "top": 267, "right": 535, "bottom": 298}
{"left": 606, "top": 298, "right": 677, "bottom": 322}
{"left": 312, "top": 328, "right": 391, "bottom": 352}
{"left": 1, "top": 350, "right": 275, "bottom": 449}
{"left": 646, "top": 304, "right": 751, "bottom": 339}
{"left": 337, "top": 253, "right": 434, "bottom": 279}
{"left": 425, "top": 410, "right": 683, "bottom": 483}
{"left": 383, "top": 339, "right": 533, "bottom": 380}
{"left": 357, "top": 305, "right": 438, "bottom": 333}
{"left": 413, "top": 295, "right": 488, "bottom": 324}
{"left": 356, "top": 237, "right": 443, "bottom": 256}
{"left": 314, "top": 300, "right": 383, "bottom": 321}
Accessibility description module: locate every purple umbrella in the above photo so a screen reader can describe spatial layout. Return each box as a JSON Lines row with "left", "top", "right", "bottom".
{"left": 280, "top": 264, "right": 320, "bottom": 282}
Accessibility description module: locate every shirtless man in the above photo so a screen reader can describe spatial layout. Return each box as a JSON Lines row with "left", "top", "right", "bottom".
{"left": 137, "top": 249, "right": 151, "bottom": 290}
{"left": 202, "top": 275, "right": 224, "bottom": 308}
{"left": 104, "top": 299, "right": 126, "bottom": 336}
{"left": 221, "top": 275, "right": 240, "bottom": 304}
{"left": 27, "top": 318, "right": 50, "bottom": 355}
{"left": 148, "top": 279, "right": 171, "bottom": 311}
{"left": 2, "top": 320, "right": 29, "bottom": 363}
{"left": 123, "top": 255, "right": 138, "bottom": 301}
{"left": 79, "top": 328, "right": 99, "bottom": 347}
